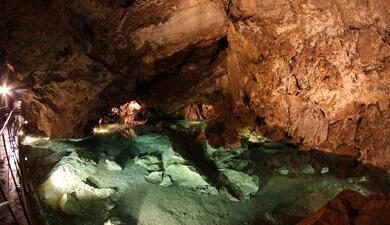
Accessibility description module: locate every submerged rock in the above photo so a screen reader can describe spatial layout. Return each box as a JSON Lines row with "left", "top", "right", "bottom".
{"left": 38, "top": 152, "right": 96, "bottom": 207}
{"left": 134, "top": 134, "right": 172, "bottom": 155}
{"left": 74, "top": 182, "right": 115, "bottom": 200}
{"left": 165, "top": 164, "right": 209, "bottom": 187}
{"left": 159, "top": 175, "right": 173, "bottom": 187}
{"left": 278, "top": 168, "right": 290, "bottom": 176}
{"left": 58, "top": 193, "right": 81, "bottom": 215}
{"left": 161, "top": 147, "right": 186, "bottom": 168}
{"left": 321, "top": 167, "right": 330, "bottom": 174}
{"left": 58, "top": 191, "right": 113, "bottom": 220}
{"left": 100, "top": 159, "right": 122, "bottom": 171}
{"left": 223, "top": 169, "right": 259, "bottom": 200}
{"left": 301, "top": 164, "right": 316, "bottom": 175}
{"left": 38, "top": 151, "right": 116, "bottom": 210}
{"left": 145, "top": 171, "right": 163, "bottom": 185}
{"left": 104, "top": 217, "right": 125, "bottom": 225}
{"left": 135, "top": 156, "right": 162, "bottom": 171}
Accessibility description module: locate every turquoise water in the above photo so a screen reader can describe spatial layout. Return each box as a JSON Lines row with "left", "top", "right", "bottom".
{"left": 24, "top": 121, "right": 390, "bottom": 225}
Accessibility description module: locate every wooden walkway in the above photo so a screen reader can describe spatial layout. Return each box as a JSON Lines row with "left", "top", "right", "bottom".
{"left": 0, "top": 114, "right": 27, "bottom": 225}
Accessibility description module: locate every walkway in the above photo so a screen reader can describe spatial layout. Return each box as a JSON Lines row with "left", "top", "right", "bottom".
{"left": 0, "top": 111, "right": 27, "bottom": 225}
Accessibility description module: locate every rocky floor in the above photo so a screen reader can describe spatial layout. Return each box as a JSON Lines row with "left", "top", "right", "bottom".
{"left": 22, "top": 122, "right": 390, "bottom": 225}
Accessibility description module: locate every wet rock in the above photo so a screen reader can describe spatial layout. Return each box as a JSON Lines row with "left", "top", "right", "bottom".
{"left": 321, "top": 167, "right": 330, "bottom": 174}
{"left": 223, "top": 159, "right": 250, "bottom": 171}
{"left": 104, "top": 217, "right": 125, "bottom": 225}
{"left": 38, "top": 152, "right": 97, "bottom": 207}
{"left": 159, "top": 175, "right": 173, "bottom": 187}
{"left": 301, "top": 164, "right": 316, "bottom": 175}
{"left": 38, "top": 151, "right": 116, "bottom": 210}
{"left": 59, "top": 193, "right": 81, "bottom": 216}
{"left": 58, "top": 192, "right": 113, "bottom": 219}
{"left": 165, "top": 164, "right": 209, "bottom": 187}
{"left": 297, "top": 189, "right": 390, "bottom": 225}
{"left": 205, "top": 142, "right": 247, "bottom": 162}
{"left": 134, "top": 134, "right": 172, "bottom": 155}
{"left": 264, "top": 212, "right": 280, "bottom": 225}
{"left": 161, "top": 147, "right": 186, "bottom": 168}
{"left": 100, "top": 159, "right": 122, "bottom": 171}
{"left": 169, "top": 124, "right": 178, "bottom": 130}
{"left": 135, "top": 156, "right": 162, "bottom": 171}
{"left": 145, "top": 171, "right": 163, "bottom": 185}
{"left": 222, "top": 169, "right": 259, "bottom": 200}
{"left": 74, "top": 182, "right": 115, "bottom": 200}
{"left": 277, "top": 168, "right": 290, "bottom": 176}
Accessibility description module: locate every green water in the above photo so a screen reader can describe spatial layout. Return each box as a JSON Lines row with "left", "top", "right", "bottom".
{"left": 23, "top": 121, "right": 390, "bottom": 225}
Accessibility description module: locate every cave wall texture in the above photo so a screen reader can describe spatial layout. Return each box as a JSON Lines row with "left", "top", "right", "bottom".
{"left": 0, "top": 0, "right": 389, "bottom": 172}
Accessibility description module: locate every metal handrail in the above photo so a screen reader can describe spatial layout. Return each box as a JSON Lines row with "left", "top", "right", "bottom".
{"left": 0, "top": 108, "right": 33, "bottom": 225}
{"left": 0, "top": 109, "right": 20, "bottom": 225}
{"left": 0, "top": 109, "right": 13, "bottom": 134}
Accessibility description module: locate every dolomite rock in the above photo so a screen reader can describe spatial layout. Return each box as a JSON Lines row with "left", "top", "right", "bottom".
{"left": 1, "top": 0, "right": 390, "bottom": 173}
{"left": 297, "top": 189, "right": 390, "bottom": 225}
{"left": 104, "top": 217, "right": 125, "bottom": 225}
{"left": 223, "top": 169, "right": 259, "bottom": 200}
{"left": 0, "top": 0, "right": 228, "bottom": 137}
{"left": 39, "top": 152, "right": 115, "bottom": 208}
{"left": 100, "top": 159, "right": 122, "bottom": 171}
{"left": 135, "top": 155, "right": 162, "bottom": 171}
{"left": 145, "top": 171, "right": 163, "bottom": 185}
{"left": 59, "top": 193, "right": 82, "bottom": 216}
{"left": 164, "top": 164, "right": 209, "bottom": 187}
{"left": 217, "top": 0, "right": 390, "bottom": 173}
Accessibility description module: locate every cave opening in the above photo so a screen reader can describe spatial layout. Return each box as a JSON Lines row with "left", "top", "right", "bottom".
{"left": 0, "top": 0, "right": 390, "bottom": 225}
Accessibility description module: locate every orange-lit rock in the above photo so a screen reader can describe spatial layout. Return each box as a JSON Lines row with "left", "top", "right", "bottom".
{"left": 297, "top": 189, "right": 390, "bottom": 225}
{"left": 1, "top": 0, "right": 389, "bottom": 172}
{"left": 218, "top": 0, "right": 390, "bottom": 172}
{"left": 183, "top": 104, "right": 214, "bottom": 120}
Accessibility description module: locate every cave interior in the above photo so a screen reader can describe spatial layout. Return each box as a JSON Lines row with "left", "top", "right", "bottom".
{"left": 0, "top": 0, "right": 390, "bottom": 225}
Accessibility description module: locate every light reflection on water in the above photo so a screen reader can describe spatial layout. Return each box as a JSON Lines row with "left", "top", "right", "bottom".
{"left": 23, "top": 121, "right": 390, "bottom": 225}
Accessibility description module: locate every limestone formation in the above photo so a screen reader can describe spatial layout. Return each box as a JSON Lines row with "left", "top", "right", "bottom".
{"left": 0, "top": 0, "right": 389, "bottom": 173}
{"left": 297, "top": 189, "right": 390, "bottom": 225}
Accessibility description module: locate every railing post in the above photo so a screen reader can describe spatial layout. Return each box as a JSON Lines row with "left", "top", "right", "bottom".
{"left": 1, "top": 109, "right": 33, "bottom": 225}
{"left": 0, "top": 132, "right": 20, "bottom": 225}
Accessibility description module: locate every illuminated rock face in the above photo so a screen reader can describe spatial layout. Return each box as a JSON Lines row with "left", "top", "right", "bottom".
{"left": 297, "top": 189, "right": 390, "bottom": 225}
{"left": 221, "top": 0, "right": 390, "bottom": 172}
{"left": 0, "top": 0, "right": 228, "bottom": 137}
{"left": 1, "top": 0, "right": 390, "bottom": 172}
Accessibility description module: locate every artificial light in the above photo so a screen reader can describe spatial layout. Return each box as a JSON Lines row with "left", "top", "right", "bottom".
{"left": 0, "top": 85, "right": 9, "bottom": 96}
{"left": 93, "top": 127, "right": 110, "bottom": 134}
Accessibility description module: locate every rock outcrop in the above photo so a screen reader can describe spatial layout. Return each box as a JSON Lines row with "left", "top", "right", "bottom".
{"left": 220, "top": 0, "right": 390, "bottom": 173}
{"left": 297, "top": 189, "right": 390, "bottom": 225}
{"left": 0, "top": 0, "right": 228, "bottom": 137}
{"left": 1, "top": 0, "right": 389, "bottom": 172}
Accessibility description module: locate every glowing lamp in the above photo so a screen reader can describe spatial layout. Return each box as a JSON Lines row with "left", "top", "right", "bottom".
{"left": 0, "top": 85, "right": 9, "bottom": 96}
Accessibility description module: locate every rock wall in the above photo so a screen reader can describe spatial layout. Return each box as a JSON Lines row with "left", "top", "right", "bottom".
{"left": 297, "top": 189, "right": 390, "bottom": 225}
{"left": 1, "top": 0, "right": 389, "bottom": 172}
{"left": 220, "top": 0, "right": 390, "bottom": 172}
{"left": 0, "top": 0, "right": 228, "bottom": 136}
